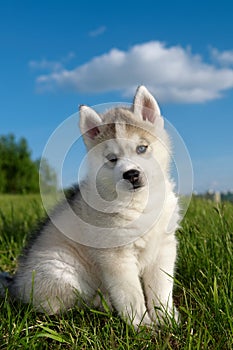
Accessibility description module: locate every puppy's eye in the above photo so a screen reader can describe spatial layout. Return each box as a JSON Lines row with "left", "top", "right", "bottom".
{"left": 106, "top": 154, "right": 118, "bottom": 164}
{"left": 136, "top": 145, "right": 148, "bottom": 154}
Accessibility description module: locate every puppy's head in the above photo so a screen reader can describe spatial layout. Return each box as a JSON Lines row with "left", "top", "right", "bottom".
{"left": 79, "top": 86, "right": 170, "bottom": 202}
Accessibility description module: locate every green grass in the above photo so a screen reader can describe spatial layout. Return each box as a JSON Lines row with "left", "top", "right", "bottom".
{"left": 0, "top": 195, "right": 232, "bottom": 349}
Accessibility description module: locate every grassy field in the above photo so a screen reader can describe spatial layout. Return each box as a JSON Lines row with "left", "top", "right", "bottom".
{"left": 0, "top": 195, "right": 232, "bottom": 349}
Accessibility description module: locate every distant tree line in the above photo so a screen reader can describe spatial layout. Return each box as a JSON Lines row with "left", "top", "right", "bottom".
{"left": 194, "top": 190, "right": 233, "bottom": 204}
{"left": 221, "top": 191, "right": 233, "bottom": 202}
{"left": 0, "top": 134, "right": 57, "bottom": 194}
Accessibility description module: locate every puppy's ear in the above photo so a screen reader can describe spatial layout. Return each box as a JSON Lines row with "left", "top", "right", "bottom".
{"left": 79, "top": 105, "right": 102, "bottom": 146}
{"left": 133, "top": 85, "right": 163, "bottom": 128}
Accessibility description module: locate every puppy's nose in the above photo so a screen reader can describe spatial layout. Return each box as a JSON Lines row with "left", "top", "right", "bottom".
{"left": 123, "top": 169, "right": 140, "bottom": 184}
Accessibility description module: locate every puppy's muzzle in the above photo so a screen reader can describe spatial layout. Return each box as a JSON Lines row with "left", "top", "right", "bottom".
{"left": 123, "top": 169, "right": 143, "bottom": 189}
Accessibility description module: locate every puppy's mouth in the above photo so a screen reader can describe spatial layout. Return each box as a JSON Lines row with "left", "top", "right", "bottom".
{"left": 128, "top": 181, "right": 145, "bottom": 192}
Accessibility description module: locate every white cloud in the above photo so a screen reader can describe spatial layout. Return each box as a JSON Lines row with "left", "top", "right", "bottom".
{"left": 34, "top": 41, "right": 233, "bottom": 103}
{"left": 29, "top": 52, "right": 75, "bottom": 72}
{"left": 210, "top": 47, "right": 233, "bottom": 66}
{"left": 29, "top": 59, "right": 63, "bottom": 72}
{"left": 88, "top": 26, "right": 106, "bottom": 37}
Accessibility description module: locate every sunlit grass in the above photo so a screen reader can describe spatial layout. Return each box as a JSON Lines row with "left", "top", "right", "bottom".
{"left": 0, "top": 195, "right": 232, "bottom": 349}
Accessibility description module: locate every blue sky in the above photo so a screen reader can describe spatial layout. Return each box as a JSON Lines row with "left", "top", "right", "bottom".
{"left": 1, "top": 0, "right": 233, "bottom": 193}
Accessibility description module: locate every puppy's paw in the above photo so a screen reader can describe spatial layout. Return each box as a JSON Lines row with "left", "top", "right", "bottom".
{"left": 148, "top": 305, "right": 179, "bottom": 326}
{"left": 131, "top": 312, "right": 153, "bottom": 329}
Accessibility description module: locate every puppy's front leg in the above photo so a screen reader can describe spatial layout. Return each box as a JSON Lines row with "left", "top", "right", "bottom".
{"left": 143, "top": 236, "right": 178, "bottom": 323}
{"left": 100, "top": 260, "right": 151, "bottom": 327}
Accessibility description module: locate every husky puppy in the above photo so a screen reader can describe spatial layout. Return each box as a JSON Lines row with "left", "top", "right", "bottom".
{"left": 0, "top": 86, "right": 180, "bottom": 327}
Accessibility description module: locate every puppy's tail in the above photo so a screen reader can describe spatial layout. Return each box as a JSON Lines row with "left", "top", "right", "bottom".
{"left": 0, "top": 272, "right": 13, "bottom": 297}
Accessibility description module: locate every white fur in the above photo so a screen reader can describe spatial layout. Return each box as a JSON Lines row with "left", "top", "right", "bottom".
{"left": 3, "top": 86, "right": 180, "bottom": 328}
